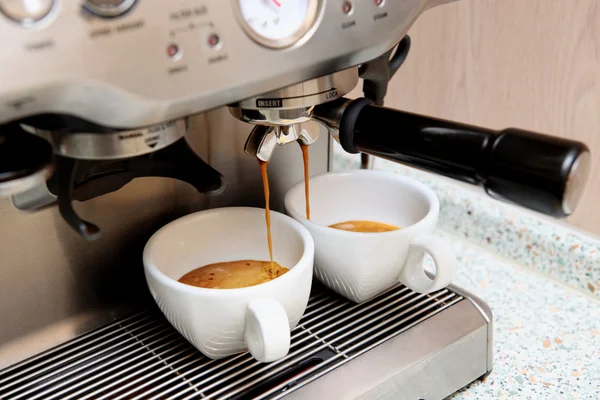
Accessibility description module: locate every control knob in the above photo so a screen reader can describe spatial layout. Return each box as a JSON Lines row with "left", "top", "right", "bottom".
{"left": 0, "top": 0, "right": 54, "bottom": 24}
{"left": 83, "top": 0, "right": 136, "bottom": 18}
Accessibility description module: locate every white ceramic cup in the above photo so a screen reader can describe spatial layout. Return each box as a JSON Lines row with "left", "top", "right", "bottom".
{"left": 143, "top": 207, "right": 314, "bottom": 362}
{"left": 284, "top": 170, "right": 456, "bottom": 303}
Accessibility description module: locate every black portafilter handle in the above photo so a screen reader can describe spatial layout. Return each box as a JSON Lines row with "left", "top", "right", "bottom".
{"left": 337, "top": 98, "right": 591, "bottom": 218}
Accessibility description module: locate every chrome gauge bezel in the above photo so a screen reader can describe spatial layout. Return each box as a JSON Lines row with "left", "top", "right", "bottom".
{"left": 233, "top": 0, "right": 321, "bottom": 49}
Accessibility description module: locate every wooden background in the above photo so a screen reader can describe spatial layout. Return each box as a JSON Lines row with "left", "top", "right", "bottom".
{"left": 380, "top": 0, "right": 600, "bottom": 234}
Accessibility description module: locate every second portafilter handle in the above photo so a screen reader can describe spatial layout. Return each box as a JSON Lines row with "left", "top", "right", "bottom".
{"left": 316, "top": 98, "right": 590, "bottom": 218}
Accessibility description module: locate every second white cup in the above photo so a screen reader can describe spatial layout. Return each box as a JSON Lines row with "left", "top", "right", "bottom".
{"left": 284, "top": 170, "right": 456, "bottom": 303}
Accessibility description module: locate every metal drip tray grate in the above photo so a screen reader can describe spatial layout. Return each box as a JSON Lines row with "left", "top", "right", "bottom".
{"left": 0, "top": 285, "right": 463, "bottom": 400}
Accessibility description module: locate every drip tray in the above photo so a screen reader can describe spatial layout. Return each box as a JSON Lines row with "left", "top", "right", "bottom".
{"left": 0, "top": 284, "right": 492, "bottom": 400}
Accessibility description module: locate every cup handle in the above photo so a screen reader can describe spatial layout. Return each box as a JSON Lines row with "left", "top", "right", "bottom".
{"left": 244, "top": 298, "right": 291, "bottom": 362}
{"left": 398, "top": 235, "right": 457, "bottom": 293}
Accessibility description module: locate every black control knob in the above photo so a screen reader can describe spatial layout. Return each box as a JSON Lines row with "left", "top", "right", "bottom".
{"left": 336, "top": 99, "right": 591, "bottom": 218}
{"left": 83, "top": 0, "right": 136, "bottom": 18}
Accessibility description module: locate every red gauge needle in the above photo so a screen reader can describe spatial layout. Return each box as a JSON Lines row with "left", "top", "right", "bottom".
{"left": 272, "top": 0, "right": 281, "bottom": 7}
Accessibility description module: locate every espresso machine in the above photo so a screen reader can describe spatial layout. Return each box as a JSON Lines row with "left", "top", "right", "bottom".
{"left": 0, "top": 0, "right": 590, "bottom": 399}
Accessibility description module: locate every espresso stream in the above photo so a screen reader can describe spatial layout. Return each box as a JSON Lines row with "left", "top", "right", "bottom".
{"left": 298, "top": 143, "right": 399, "bottom": 233}
{"left": 300, "top": 143, "right": 311, "bottom": 220}
{"left": 178, "top": 143, "right": 399, "bottom": 290}
{"left": 178, "top": 159, "right": 286, "bottom": 290}
{"left": 259, "top": 160, "right": 274, "bottom": 266}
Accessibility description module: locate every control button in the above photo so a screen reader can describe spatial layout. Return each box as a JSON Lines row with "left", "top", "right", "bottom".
{"left": 0, "top": 0, "right": 54, "bottom": 25}
{"left": 342, "top": 1, "right": 353, "bottom": 14}
{"left": 83, "top": 0, "right": 137, "bottom": 18}
{"left": 167, "top": 44, "right": 181, "bottom": 60}
{"left": 374, "top": 0, "right": 385, "bottom": 6}
{"left": 207, "top": 33, "right": 221, "bottom": 49}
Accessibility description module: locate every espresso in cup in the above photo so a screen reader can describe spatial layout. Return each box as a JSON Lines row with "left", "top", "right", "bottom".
{"left": 179, "top": 260, "right": 289, "bottom": 289}
{"left": 329, "top": 220, "right": 400, "bottom": 233}
{"left": 176, "top": 151, "right": 284, "bottom": 293}
{"left": 177, "top": 143, "right": 304, "bottom": 293}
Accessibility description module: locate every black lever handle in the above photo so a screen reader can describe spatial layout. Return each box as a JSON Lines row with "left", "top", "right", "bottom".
{"left": 338, "top": 99, "right": 591, "bottom": 218}
{"left": 359, "top": 35, "right": 411, "bottom": 106}
{"left": 48, "top": 138, "right": 225, "bottom": 240}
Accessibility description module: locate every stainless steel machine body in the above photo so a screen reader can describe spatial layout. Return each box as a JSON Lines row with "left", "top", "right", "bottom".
{"left": 0, "top": 0, "right": 449, "bottom": 363}
{"left": 0, "top": 0, "right": 438, "bottom": 128}
{"left": 5, "top": 0, "right": 574, "bottom": 397}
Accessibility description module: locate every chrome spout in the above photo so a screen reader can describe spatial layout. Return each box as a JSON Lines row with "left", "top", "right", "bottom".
{"left": 244, "top": 123, "right": 319, "bottom": 162}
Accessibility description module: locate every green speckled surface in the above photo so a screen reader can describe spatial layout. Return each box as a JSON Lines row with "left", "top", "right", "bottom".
{"left": 446, "top": 235, "right": 600, "bottom": 399}
{"left": 332, "top": 145, "right": 600, "bottom": 399}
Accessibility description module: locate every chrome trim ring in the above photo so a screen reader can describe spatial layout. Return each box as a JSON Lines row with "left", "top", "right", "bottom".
{"left": 83, "top": 0, "right": 137, "bottom": 18}
{"left": 29, "top": 119, "right": 186, "bottom": 160}
{"left": 232, "top": 0, "right": 321, "bottom": 49}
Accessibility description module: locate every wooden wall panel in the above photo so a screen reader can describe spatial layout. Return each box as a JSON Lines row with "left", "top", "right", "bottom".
{"left": 382, "top": 0, "right": 600, "bottom": 233}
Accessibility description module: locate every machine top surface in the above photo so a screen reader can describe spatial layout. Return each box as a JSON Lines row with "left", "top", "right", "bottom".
{"left": 0, "top": 0, "right": 436, "bottom": 128}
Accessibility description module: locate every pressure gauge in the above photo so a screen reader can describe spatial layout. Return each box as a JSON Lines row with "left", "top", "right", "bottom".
{"left": 236, "top": 0, "right": 320, "bottom": 48}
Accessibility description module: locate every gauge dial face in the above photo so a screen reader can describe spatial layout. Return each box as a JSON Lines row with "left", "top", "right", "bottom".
{"left": 237, "top": 0, "right": 319, "bottom": 48}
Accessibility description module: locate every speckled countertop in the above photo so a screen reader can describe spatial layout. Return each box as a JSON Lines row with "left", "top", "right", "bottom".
{"left": 332, "top": 146, "right": 600, "bottom": 400}
{"left": 446, "top": 235, "right": 600, "bottom": 399}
